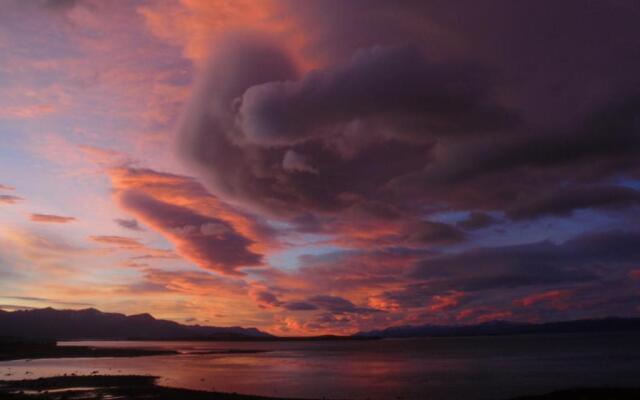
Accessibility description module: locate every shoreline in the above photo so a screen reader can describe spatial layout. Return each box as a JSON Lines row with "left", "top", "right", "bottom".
{"left": 0, "top": 345, "right": 177, "bottom": 362}
{"left": 0, "top": 375, "right": 294, "bottom": 400}
{"left": 1, "top": 375, "right": 640, "bottom": 400}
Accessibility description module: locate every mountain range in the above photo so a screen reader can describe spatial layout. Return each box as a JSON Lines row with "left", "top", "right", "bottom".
{"left": 0, "top": 307, "right": 271, "bottom": 340}
{"left": 3, "top": 307, "right": 640, "bottom": 341}
{"left": 355, "top": 317, "right": 640, "bottom": 338}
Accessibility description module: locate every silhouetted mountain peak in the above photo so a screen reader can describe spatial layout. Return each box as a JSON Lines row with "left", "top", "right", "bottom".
{"left": 129, "top": 313, "right": 155, "bottom": 321}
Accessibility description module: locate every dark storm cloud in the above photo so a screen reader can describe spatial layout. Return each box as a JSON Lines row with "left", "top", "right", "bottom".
{"left": 178, "top": 1, "right": 640, "bottom": 244}
{"left": 307, "top": 295, "right": 381, "bottom": 315}
{"left": 283, "top": 301, "right": 318, "bottom": 311}
{"left": 415, "top": 94, "right": 640, "bottom": 189}
{"left": 251, "top": 289, "right": 282, "bottom": 308}
{"left": 174, "top": 1, "right": 640, "bottom": 326}
{"left": 506, "top": 185, "right": 640, "bottom": 220}
{"left": 411, "top": 230, "right": 640, "bottom": 291}
{"left": 237, "top": 45, "right": 515, "bottom": 146}
{"left": 405, "top": 221, "right": 466, "bottom": 245}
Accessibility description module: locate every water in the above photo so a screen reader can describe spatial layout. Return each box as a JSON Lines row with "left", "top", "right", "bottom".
{"left": 1, "top": 332, "right": 639, "bottom": 399}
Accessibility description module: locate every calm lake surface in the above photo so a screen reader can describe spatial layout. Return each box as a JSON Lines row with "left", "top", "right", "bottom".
{"left": 1, "top": 332, "right": 640, "bottom": 400}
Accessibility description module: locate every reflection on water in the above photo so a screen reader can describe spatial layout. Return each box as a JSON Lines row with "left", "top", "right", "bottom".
{"left": 1, "top": 332, "right": 640, "bottom": 400}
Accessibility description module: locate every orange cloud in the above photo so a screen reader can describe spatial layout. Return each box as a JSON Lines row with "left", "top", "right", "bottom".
{"left": 89, "top": 234, "right": 176, "bottom": 260}
{"left": 140, "top": 268, "right": 246, "bottom": 297}
{"left": 30, "top": 213, "right": 76, "bottom": 223}
{"left": 90, "top": 235, "right": 143, "bottom": 248}
{"left": 138, "top": 0, "right": 285, "bottom": 64}
{"left": 107, "top": 167, "right": 270, "bottom": 275}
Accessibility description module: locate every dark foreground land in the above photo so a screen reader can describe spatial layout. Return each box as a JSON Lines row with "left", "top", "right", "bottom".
{"left": 0, "top": 375, "right": 289, "bottom": 400}
{"left": 1, "top": 375, "right": 639, "bottom": 400}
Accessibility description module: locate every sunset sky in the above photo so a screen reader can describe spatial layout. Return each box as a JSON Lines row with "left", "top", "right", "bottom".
{"left": 1, "top": 0, "right": 639, "bottom": 335}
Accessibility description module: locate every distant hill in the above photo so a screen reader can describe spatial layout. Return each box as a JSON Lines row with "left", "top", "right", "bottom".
{"left": 0, "top": 308, "right": 272, "bottom": 341}
{"left": 355, "top": 317, "right": 640, "bottom": 338}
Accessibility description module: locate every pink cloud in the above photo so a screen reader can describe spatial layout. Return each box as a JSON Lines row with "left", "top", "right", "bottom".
{"left": 0, "top": 195, "right": 23, "bottom": 204}
{"left": 515, "top": 289, "right": 574, "bottom": 310}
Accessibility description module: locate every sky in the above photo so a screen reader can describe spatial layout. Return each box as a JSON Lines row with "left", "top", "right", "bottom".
{"left": 1, "top": 0, "right": 639, "bottom": 335}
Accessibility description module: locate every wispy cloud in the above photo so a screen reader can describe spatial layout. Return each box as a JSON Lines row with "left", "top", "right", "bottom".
{"left": 114, "top": 218, "right": 144, "bottom": 231}
{"left": 0, "top": 295, "right": 94, "bottom": 308}
{"left": 0, "top": 195, "right": 23, "bottom": 204}
{"left": 30, "top": 213, "right": 76, "bottom": 223}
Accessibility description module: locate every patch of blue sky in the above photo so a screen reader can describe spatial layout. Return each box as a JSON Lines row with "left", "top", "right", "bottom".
{"left": 266, "top": 244, "right": 340, "bottom": 271}
{"left": 426, "top": 210, "right": 470, "bottom": 224}
{"left": 616, "top": 178, "right": 640, "bottom": 190}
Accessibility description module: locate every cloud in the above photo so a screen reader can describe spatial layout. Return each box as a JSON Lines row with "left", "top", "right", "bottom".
{"left": 0, "top": 184, "right": 15, "bottom": 191}
{"left": 0, "top": 195, "right": 23, "bottom": 204}
{"left": 30, "top": 213, "right": 76, "bottom": 223}
{"left": 457, "top": 212, "right": 498, "bottom": 230}
{"left": 0, "top": 295, "right": 93, "bottom": 308}
{"left": 411, "top": 231, "right": 640, "bottom": 291}
{"left": 400, "top": 230, "right": 640, "bottom": 302}
{"left": 249, "top": 288, "right": 282, "bottom": 309}
{"left": 237, "top": 45, "right": 514, "bottom": 146}
{"left": 4, "top": 0, "right": 640, "bottom": 333}
{"left": 90, "top": 235, "right": 144, "bottom": 248}
{"left": 175, "top": 33, "right": 513, "bottom": 228}
{"left": 348, "top": 229, "right": 640, "bottom": 324}
{"left": 41, "top": 0, "right": 78, "bottom": 11}
{"left": 405, "top": 221, "right": 466, "bottom": 246}
{"left": 282, "top": 150, "right": 317, "bottom": 174}
{"left": 307, "top": 295, "right": 381, "bottom": 315}
{"left": 0, "top": 104, "right": 56, "bottom": 119}
{"left": 88, "top": 234, "right": 176, "bottom": 261}
{"left": 106, "top": 167, "right": 267, "bottom": 276}
{"left": 506, "top": 185, "right": 640, "bottom": 220}
{"left": 174, "top": 2, "right": 640, "bottom": 257}
{"left": 0, "top": 304, "right": 37, "bottom": 311}
{"left": 119, "top": 190, "right": 262, "bottom": 276}
{"left": 282, "top": 301, "right": 318, "bottom": 311}
{"left": 514, "top": 289, "right": 573, "bottom": 309}
{"left": 114, "top": 218, "right": 145, "bottom": 231}
{"left": 137, "top": 268, "right": 246, "bottom": 296}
